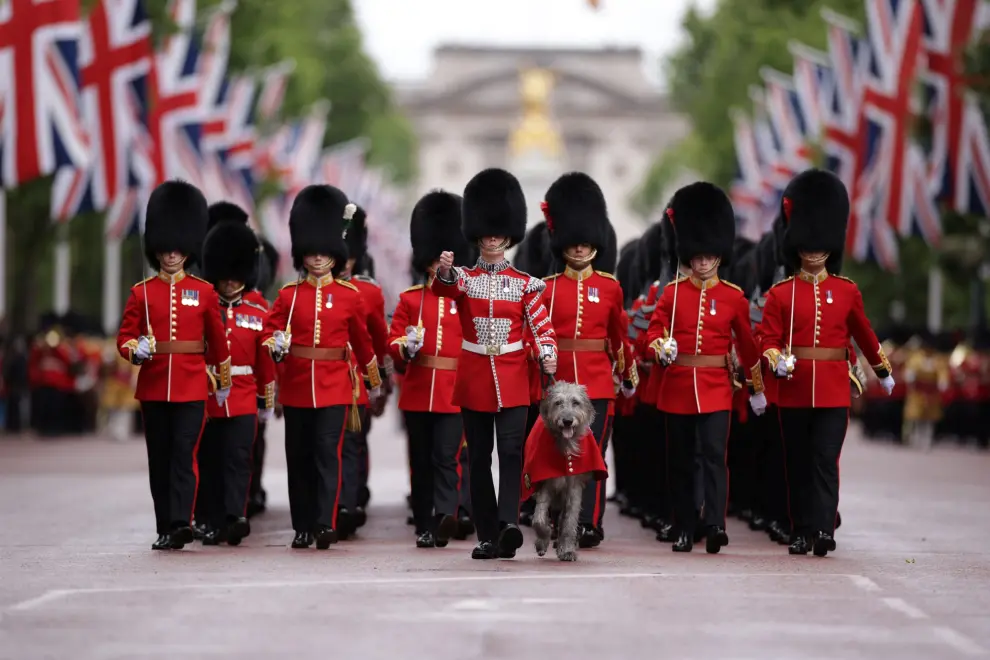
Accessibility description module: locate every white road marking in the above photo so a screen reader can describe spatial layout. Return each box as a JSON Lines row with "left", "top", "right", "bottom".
{"left": 847, "top": 574, "right": 881, "bottom": 592}
{"left": 932, "top": 626, "right": 989, "bottom": 656}
{"left": 881, "top": 597, "right": 929, "bottom": 620}
{"left": 6, "top": 572, "right": 845, "bottom": 612}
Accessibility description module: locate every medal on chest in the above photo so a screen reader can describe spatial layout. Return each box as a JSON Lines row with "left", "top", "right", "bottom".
{"left": 709, "top": 299, "right": 716, "bottom": 316}
{"left": 325, "top": 292, "right": 333, "bottom": 309}
{"left": 450, "top": 300, "right": 457, "bottom": 315}
{"left": 588, "top": 286, "right": 600, "bottom": 303}
{"left": 181, "top": 289, "right": 200, "bottom": 307}
{"left": 826, "top": 289, "right": 833, "bottom": 304}
{"left": 501, "top": 275, "right": 510, "bottom": 294}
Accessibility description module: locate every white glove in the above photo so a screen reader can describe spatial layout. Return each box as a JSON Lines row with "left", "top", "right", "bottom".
{"left": 750, "top": 391, "right": 767, "bottom": 416}
{"left": 620, "top": 380, "right": 636, "bottom": 398}
{"left": 658, "top": 338, "right": 678, "bottom": 366}
{"left": 369, "top": 386, "right": 383, "bottom": 401}
{"left": 272, "top": 330, "right": 291, "bottom": 356}
{"left": 258, "top": 407, "right": 274, "bottom": 423}
{"left": 880, "top": 375, "right": 895, "bottom": 396}
{"left": 135, "top": 336, "right": 152, "bottom": 361}
{"left": 214, "top": 387, "right": 231, "bottom": 407}
{"left": 775, "top": 354, "right": 796, "bottom": 378}
{"left": 405, "top": 327, "right": 423, "bottom": 357}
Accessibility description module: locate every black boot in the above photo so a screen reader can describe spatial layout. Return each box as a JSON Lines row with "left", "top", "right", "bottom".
{"left": 225, "top": 517, "right": 250, "bottom": 546}
{"left": 788, "top": 534, "right": 810, "bottom": 555}
{"left": 812, "top": 531, "right": 836, "bottom": 557}
{"left": 168, "top": 525, "right": 194, "bottom": 549}
{"left": 336, "top": 509, "right": 355, "bottom": 540}
{"left": 314, "top": 525, "right": 337, "bottom": 550}
{"left": 471, "top": 540, "right": 498, "bottom": 559}
{"left": 655, "top": 521, "right": 675, "bottom": 542}
{"left": 416, "top": 530, "right": 436, "bottom": 548}
{"left": 291, "top": 531, "right": 313, "bottom": 549}
{"left": 748, "top": 513, "right": 767, "bottom": 531}
{"left": 767, "top": 520, "right": 790, "bottom": 544}
{"left": 201, "top": 526, "right": 222, "bottom": 546}
{"left": 706, "top": 526, "right": 729, "bottom": 554}
{"left": 354, "top": 506, "right": 368, "bottom": 528}
{"left": 152, "top": 534, "right": 171, "bottom": 550}
{"left": 497, "top": 523, "right": 524, "bottom": 558}
{"left": 454, "top": 511, "right": 474, "bottom": 540}
{"left": 672, "top": 531, "right": 693, "bottom": 552}
{"left": 435, "top": 513, "right": 457, "bottom": 547}
{"left": 578, "top": 524, "right": 600, "bottom": 548}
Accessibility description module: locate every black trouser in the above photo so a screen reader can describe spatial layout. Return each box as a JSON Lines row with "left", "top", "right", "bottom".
{"left": 579, "top": 399, "right": 613, "bottom": 527}
{"left": 140, "top": 401, "right": 207, "bottom": 534}
{"left": 283, "top": 405, "right": 347, "bottom": 532}
{"left": 249, "top": 420, "right": 267, "bottom": 500}
{"left": 637, "top": 403, "right": 668, "bottom": 519}
{"left": 359, "top": 412, "right": 372, "bottom": 501}
{"left": 32, "top": 387, "right": 68, "bottom": 436}
{"left": 405, "top": 411, "right": 464, "bottom": 533}
{"left": 457, "top": 433, "right": 471, "bottom": 515}
{"left": 519, "top": 403, "right": 541, "bottom": 516}
{"left": 666, "top": 410, "right": 730, "bottom": 535}
{"left": 727, "top": 408, "right": 754, "bottom": 514}
{"left": 340, "top": 405, "right": 367, "bottom": 513}
{"left": 461, "top": 406, "right": 529, "bottom": 543}
{"left": 197, "top": 415, "right": 257, "bottom": 528}
{"left": 755, "top": 404, "right": 788, "bottom": 527}
{"left": 779, "top": 407, "right": 849, "bottom": 537}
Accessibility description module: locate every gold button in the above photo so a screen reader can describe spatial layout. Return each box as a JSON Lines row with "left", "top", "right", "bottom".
{"left": 226, "top": 329, "right": 232, "bottom": 335}
{"left": 171, "top": 313, "right": 177, "bottom": 319}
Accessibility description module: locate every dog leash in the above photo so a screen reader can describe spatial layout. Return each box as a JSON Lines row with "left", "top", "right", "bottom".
{"left": 539, "top": 357, "right": 557, "bottom": 395}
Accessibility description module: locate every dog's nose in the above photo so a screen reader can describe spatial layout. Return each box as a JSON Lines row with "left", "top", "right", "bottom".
{"left": 561, "top": 418, "right": 574, "bottom": 428}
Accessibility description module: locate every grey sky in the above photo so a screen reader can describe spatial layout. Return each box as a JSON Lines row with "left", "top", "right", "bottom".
{"left": 352, "top": 0, "right": 716, "bottom": 86}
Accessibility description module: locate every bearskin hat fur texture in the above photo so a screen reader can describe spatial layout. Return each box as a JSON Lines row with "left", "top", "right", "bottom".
{"left": 207, "top": 201, "right": 249, "bottom": 232}
{"left": 515, "top": 221, "right": 552, "bottom": 278}
{"left": 253, "top": 237, "right": 279, "bottom": 292}
{"left": 288, "top": 184, "right": 352, "bottom": 272}
{"left": 667, "top": 181, "right": 735, "bottom": 267}
{"left": 144, "top": 180, "right": 209, "bottom": 269}
{"left": 462, "top": 168, "right": 527, "bottom": 246}
{"left": 410, "top": 189, "right": 470, "bottom": 274}
{"left": 616, "top": 239, "right": 640, "bottom": 306}
{"left": 543, "top": 172, "right": 610, "bottom": 258}
{"left": 345, "top": 206, "right": 368, "bottom": 265}
{"left": 780, "top": 168, "right": 849, "bottom": 274}
{"left": 202, "top": 221, "right": 260, "bottom": 288}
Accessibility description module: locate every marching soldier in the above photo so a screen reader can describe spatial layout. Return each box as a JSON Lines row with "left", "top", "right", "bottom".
{"left": 28, "top": 313, "right": 78, "bottom": 436}
{"left": 197, "top": 220, "right": 276, "bottom": 546}
{"left": 645, "top": 182, "right": 767, "bottom": 554}
{"left": 759, "top": 169, "right": 895, "bottom": 557}
{"left": 432, "top": 168, "right": 558, "bottom": 560}
{"left": 337, "top": 205, "right": 390, "bottom": 538}
{"left": 262, "top": 184, "right": 382, "bottom": 550}
{"left": 248, "top": 235, "right": 280, "bottom": 517}
{"left": 388, "top": 189, "right": 469, "bottom": 548}
{"left": 116, "top": 180, "right": 232, "bottom": 550}
{"left": 540, "top": 172, "right": 637, "bottom": 547}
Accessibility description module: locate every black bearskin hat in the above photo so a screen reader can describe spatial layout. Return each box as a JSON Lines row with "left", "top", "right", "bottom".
{"left": 202, "top": 221, "right": 260, "bottom": 287}
{"left": 207, "top": 201, "right": 249, "bottom": 232}
{"left": 780, "top": 168, "right": 849, "bottom": 274}
{"left": 596, "top": 224, "right": 617, "bottom": 273}
{"left": 345, "top": 206, "right": 368, "bottom": 265}
{"left": 144, "top": 180, "right": 209, "bottom": 269}
{"left": 543, "top": 172, "right": 610, "bottom": 258}
{"left": 462, "top": 168, "right": 527, "bottom": 246}
{"left": 667, "top": 182, "right": 735, "bottom": 268}
{"left": 288, "top": 184, "right": 353, "bottom": 272}
{"left": 616, "top": 239, "right": 640, "bottom": 306}
{"left": 517, "top": 221, "right": 552, "bottom": 278}
{"left": 410, "top": 189, "right": 470, "bottom": 273}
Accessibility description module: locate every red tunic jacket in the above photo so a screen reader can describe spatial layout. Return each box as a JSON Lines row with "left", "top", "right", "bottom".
{"left": 761, "top": 271, "right": 889, "bottom": 409}
{"left": 207, "top": 297, "right": 276, "bottom": 418}
{"left": 521, "top": 416, "right": 608, "bottom": 500}
{"left": 243, "top": 289, "right": 270, "bottom": 310}
{"left": 27, "top": 342, "right": 77, "bottom": 391}
{"left": 262, "top": 272, "right": 380, "bottom": 409}
{"left": 431, "top": 259, "right": 557, "bottom": 412}
{"left": 543, "top": 267, "right": 638, "bottom": 401}
{"left": 645, "top": 275, "right": 764, "bottom": 415}
{"left": 117, "top": 271, "right": 231, "bottom": 402}
{"left": 388, "top": 281, "right": 462, "bottom": 414}
{"left": 345, "top": 275, "right": 389, "bottom": 407}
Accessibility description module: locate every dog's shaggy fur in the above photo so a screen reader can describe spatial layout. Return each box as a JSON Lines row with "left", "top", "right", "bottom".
{"left": 532, "top": 381, "right": 596, "bottom": 562}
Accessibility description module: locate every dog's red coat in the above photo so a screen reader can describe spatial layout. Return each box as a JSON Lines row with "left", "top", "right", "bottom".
{"left": 521, "top": 416, "right": 608, "bottom": 500}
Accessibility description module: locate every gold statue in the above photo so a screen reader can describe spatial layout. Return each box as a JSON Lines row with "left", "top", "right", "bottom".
{"left": 509, "top": 68, "right": 563, "bottom": 157}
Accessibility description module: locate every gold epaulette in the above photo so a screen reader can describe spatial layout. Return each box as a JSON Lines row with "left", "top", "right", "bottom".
{"left": 721, "top": 280, "right": 743, "bottom": 293}
{"left": 664, "top": 276, "right": 688, "bottom": 289}
{"left": 280, "top": 281, "right": 300, "bottom": 291}
{"left": 595, "top": 270, "right": 616, "bottom": 280}
{"left": 242, "top": 300, "right": 267, "bottom": 312}
{"left": 132, "top": 276, "right": 155, "bottom": 289}
{"left": 542, "top": 273, "right": 561, "bottom": 281}
{"left": 353, "top": 274, "right": 380, "bottom": 287}
{"left": 188, "top": 274, "right": 212, "bottom": 285}
{"left": 769, "top": 276, "right": 795, "bottom": 291}
{"left": 335, "top": 278, "right": 358, "bottom": 292}
{"left": 832, "top": 274, "right": 856, "bottom": 284}
{"left": 403, "top": 284, "right": 424, "bottom": 293}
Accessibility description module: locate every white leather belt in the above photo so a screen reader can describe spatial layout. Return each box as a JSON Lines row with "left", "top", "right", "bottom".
{"left": 211, "top": 365, "right": 254, "bottom": 376}
{"left": 462, "top": 340, "right": 524, "bottom": 356}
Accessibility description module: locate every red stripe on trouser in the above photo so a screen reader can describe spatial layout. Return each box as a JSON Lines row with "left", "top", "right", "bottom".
{"left": 454, "top": 432, "right": 465, "bottom": 506}
{"left": 331, "top": 414, "right": 347, "bottom": 529}
{"left": 242, "top": 417, "right": 259, "bottom": 516}
{"left": 187, "top": 405, "right": 209, "bottom": 524}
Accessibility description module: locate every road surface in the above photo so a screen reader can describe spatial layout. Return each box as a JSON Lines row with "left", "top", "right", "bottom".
{"left": 1, "top": 407, "right": 989, "bottom": 659}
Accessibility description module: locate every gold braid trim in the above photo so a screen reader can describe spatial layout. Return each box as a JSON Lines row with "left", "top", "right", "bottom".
{"left": 121, "top": 338, "right": 139, "bottom": 358}
{"left": 365, "top": 356, "right": 382, "bottom": 389}
{"left": 871, "top": 343, "right": 893, "bottom": 377}
{"left": 217, "top": 357, "right": 232, "bottom": 390}
{"left": 763, "top": 348, "right": 782, "bottom": 368}
{"left": 748, "top": 362, "right": 765, "bottom": 394}
{"left": 648, "top": 338, "right": 664, "bottom": 363}
{"left": 205, "top": 368, "right": 218, "bottom": 394}
{"left": 262, "top": 337, "right": 275, "bottom": 350}
{"left": 263, "top": 381, "right": 276, "bottom": 409}
{"left": 346, "top": 366, "right": 362, "bottom": 432}
{"left": 849, "top": 369, "right": 864, "bottom": 397}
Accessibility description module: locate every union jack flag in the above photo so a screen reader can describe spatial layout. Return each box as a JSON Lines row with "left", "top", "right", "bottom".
{"left": 50, "top": 0, "right": 152, "bottom": 235}
{"left": 0, "top": 0, "right": 90, "bottom": 188}
{"left": 196, "top": 0, "right": 234, "bottom": 203}
{"left": 760, "top": 66, "right": 814, "bottom": 172}
{"left": 728, "top": 109, "right": 770, "bottom": 239}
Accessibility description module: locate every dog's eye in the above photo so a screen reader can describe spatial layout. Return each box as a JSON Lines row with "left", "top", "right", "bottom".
{"left": 571, "top": 399, "right": 580, "bottom": 407}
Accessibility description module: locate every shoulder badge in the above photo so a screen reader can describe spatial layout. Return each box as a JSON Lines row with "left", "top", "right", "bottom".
{"left": 353, "top": 274, "right": 380, "bottom": 287}
{"left": 242, "top": 300, "right": 267, "bottom": 312}
{"left": 721, "top": 280, "right": 743, "bottom": 293}
{"left": 664, "top": 276, "right": 689, "bottom": 289}
{"left": 832, "top": 275, "right": 855, "bottom": 284}
{"left": 335, "top": 278, "right": 358, "bottom": 292}
{"left": 769, "top": 276, "right": 795, "bottom": 291}
{"left": 188, "top": 274, "right": 212, "bottom": 285}
{"left": 132, "top": 276, "right": 155, "bottom": 289}
{"left": 279, "top": 281, "right": 300, "bottom": 291}
{"left": 403, "top": 284, "right": 424, "bottom": 293}
{"left": 595, "top": 270, "right": 617, "bottom": 281}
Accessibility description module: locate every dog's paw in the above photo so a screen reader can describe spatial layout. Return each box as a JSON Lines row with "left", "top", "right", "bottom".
{"left": 557, "top": 549, "right": 577, "bottom": 562}
{"left": 535, "top": 538, "right": 549, "bottom": 556}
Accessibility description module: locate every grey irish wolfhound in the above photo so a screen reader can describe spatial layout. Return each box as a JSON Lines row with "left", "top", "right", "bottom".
{"left": 532, "top": 380, "right": 596, "bottom": 562}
